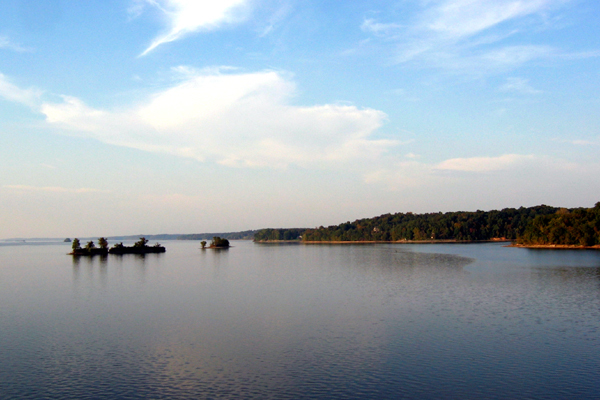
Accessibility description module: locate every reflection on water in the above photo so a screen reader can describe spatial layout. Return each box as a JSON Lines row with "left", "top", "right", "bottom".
{"left": 1, "top": 241, "right": 599, "bottom": 399}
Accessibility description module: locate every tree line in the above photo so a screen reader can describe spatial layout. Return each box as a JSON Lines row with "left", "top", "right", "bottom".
{"left": 517, "top": 203, "right": 600, "bottom": 246}
{"left": 253, "top": 203, "right": 600, "bottom": 246}
{"left": 300, "top": 205, "right": 562, "bottom": 242}
{"left": 253, "top": 228, "right": 306, "bottom": 241}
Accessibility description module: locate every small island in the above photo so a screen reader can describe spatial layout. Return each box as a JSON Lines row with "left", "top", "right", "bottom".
{"left": 70, "top": 238, "right": 109, "bottom": 256}
{"left": 201, "top": 236, "right": 230, "bottom": 249}
{"left": 69, "top": 237, "right": 165, "bottom": 256}
{"left": 109, "top": 237, "right": 166, "bottom": 254}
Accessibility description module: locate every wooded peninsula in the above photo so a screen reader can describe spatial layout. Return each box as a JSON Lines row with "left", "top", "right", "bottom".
{"left": 254, "top": 203, "right": 600, "bottom": 248}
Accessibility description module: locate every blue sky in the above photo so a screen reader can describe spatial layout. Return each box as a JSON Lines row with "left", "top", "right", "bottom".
{"left": 1, "top": 0, "right": 599, "bottom": 238}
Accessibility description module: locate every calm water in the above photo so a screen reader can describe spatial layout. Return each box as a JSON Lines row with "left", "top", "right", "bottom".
{"left": 1, "top": 240, "right": 599, "bottom": 399}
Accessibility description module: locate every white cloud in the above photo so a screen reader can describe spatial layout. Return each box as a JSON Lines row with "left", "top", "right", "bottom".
{"left": 499, "top": 77, "right": 542, "bottom": 94}
{"left": 38, "top": 68, "right": 394, "bottom": 168}
{"left": 3, "top": 185, "right": 108, "bottom": 194}
{"left": 0, "top": 73, "right": 42, "bottom": 107}
{"left": 435, "top": 154, "right": 535, "bottom": 172}
{"left": 140, "top": 0, "right": 251, "bottom": 55}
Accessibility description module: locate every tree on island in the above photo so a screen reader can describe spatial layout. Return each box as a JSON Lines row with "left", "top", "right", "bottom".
{"left": 133, "top": 237, "right": 149, "bottom": 248}
{"left": 84, "top": 241, "right": 95, "bottom": 251}
{"left": 200, "top": 240, "right": 207, "bottom": 249}
{"left": 210, "top": 236, "right": 230, "bottom": 248}
{"left": 72, "top": 238, "right": 81, "bottom": 251}
{"left": 98, "top": 237, "right": 108, "bottom": 250}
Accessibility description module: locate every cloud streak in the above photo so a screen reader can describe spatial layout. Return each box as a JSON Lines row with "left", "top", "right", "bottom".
{"left": 3, "top": 185, "right": 109, "bottom": 194}
{"left": 499, "top": 77, "right": 542, "bottom": 94}
{"left": 362, "top": 153, "right": 595, "bottom": 194}
{"left": 0, "top": 73, "right": 42, "bottom": 107}
{"left": 0, "top": 36, "right": 29, "bottom": 52}
{"left": 140, "top": 0, "right": 250, "bottom": 55}
{"left": 435, "top": 154, "right": 535, "bottom": 172}
{"left": 362, "top": 0, "right": 581, "bottom": 73}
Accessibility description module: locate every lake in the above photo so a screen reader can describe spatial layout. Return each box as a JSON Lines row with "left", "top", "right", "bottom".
{"left": 1, "top": 240, "right": 599, "bottom": 399}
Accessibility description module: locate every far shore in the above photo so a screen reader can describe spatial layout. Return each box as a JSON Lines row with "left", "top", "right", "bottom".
{"left": 263, "top": 239, "right": 512, "bottom": 245}
{"left": 507, "top": 244, "right": 600, "bottom": 250}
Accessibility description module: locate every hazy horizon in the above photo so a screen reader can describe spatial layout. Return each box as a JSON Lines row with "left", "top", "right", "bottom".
{"left": 2, "top": 1, "right": 599, "bottom": 238}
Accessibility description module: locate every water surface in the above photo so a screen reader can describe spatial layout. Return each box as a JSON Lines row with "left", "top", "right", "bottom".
{"left": 1, "top": 241, "right": 599, "bottom": 399}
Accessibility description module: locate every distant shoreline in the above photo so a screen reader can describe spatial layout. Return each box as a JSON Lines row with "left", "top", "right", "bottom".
{"left": 507, "top": 244, "right": 600, "bottom": 250}
{"left": 257, "top": 239, "right": 512, "bottom": 245}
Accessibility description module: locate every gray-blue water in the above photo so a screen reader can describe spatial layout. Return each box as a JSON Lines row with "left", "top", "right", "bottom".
{"left": 1, "top": 240, "right": 599, "bottom": 399}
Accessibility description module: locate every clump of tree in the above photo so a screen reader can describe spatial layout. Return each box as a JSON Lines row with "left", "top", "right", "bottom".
{"left": 253, "top": 228, "right": 307, "bottom": 242}
{"left": 109, "top": 237, "right": 166, "bottom": 254}
{"left": 209, "top": 236, "right": 230, "bottom": 248}
{"left": 133, "top": 237, "right": 149, "bottom": 248}
{"left": 70, "top": 238, "right": 109, "bottom": 256}
{"left": 517, "top": 203, "right": 600, "bottom": 246}
{"left": 200, "top": 240, "right": 207, "bottom": 249}
{"left": 300, "top": 205, "right": 561, "bottom": 242}
{"left": 98, "top": 237, "right": 108, "bottom": 249}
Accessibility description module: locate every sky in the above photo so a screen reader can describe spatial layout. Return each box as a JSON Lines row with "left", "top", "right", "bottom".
{"left": 1, "top": 0, "right": 600, "bottom": 238}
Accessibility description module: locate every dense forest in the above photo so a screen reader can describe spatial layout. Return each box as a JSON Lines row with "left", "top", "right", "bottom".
{"left": 300, "top": 205, "right": 561, "bottom": 242}
{"left": 253, "top": 228, "right": 306, "bottom": 241}
{"left": 517, "top": 203, "right": 600, "bottom": 246}
{"left": 253, "top": 204, "right": 600, "bottom": 246}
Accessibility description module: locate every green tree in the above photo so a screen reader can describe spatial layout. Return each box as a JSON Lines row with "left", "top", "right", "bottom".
{"left": 72, "top": 238, "right": 81, "bottom": 251}
{"left": 84, "top": 241, "right": 95, "bottom": 251}
{"left": 201, "top": 240, "right": 207, "bottom": 249}
{"left": 210, "top": 236, "right": 230, "bottom": 247}
{"left": 134, "top": 237, "right": 149, "bottom": 248}
{"left": 98, "top": 237, "right": 108, "bottom": 249}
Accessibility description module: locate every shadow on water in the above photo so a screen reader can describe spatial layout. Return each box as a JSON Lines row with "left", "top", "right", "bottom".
{"left": 70, "top": 253, "right": 165, "bottom": 287}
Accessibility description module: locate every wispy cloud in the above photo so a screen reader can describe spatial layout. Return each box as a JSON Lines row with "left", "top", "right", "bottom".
{"left": 364, "top": 154, "right": 538, "bottom": 189}
{"left": 553, "top": 137, "right": 600, "bottom": 146}
{"left": 3, "top": 185, "right": 109, "bottom": 194}
{"left": 0, "top": 36, "right": 29, "bottom": 52}
{"left": 258, "top": 2, "right": 293, "bottom": 37}
{"left": 140, "top": 0, "right": 251, "bottom": 55}
{"left": 0, "top": 73, "right": 42, "bottom": 107}
{"left": 499, "top": 77, "right": 542, "bottom": 94}
{"left": 33, "top": 68, "right": 395, "bottom": 168}
{"left": 362, "top": 0, "right": 584, "bottom": 73}
{"left": 363, "top": 153, "right": 592, "bottom": 191}
{"left": 420, "top": 0, "right": 556, "bottom": 41}
{"left": 360, "top": 18, "right": 403, "bottom": 36}
{"left": 435, "top": 154, "right": 536, "bottom": 172}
